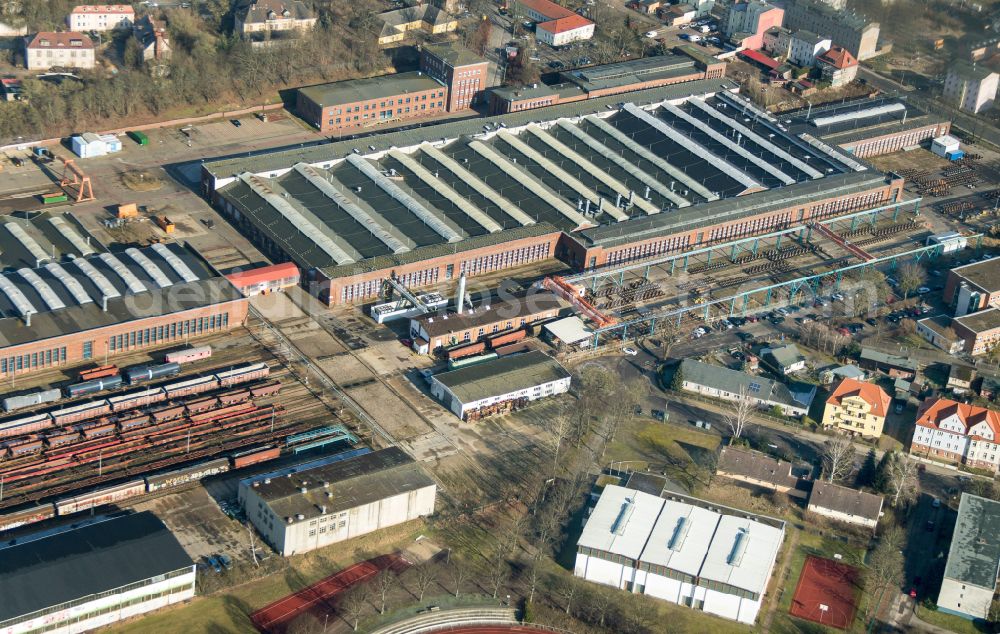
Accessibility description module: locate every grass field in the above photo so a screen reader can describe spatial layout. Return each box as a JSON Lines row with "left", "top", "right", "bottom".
{"left": 605, "top": 418, "right": 720, "bottom": 470}
{"left": 916, "top": 605, "right": 986, "bottom": 634}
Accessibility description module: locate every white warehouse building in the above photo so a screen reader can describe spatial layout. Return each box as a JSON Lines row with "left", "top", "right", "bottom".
{"left": 429, "top": 350, "right": 572, "bottom": 420}
{"left": 240, "top": 448, "right": 437, "bottom": 557}
{"left": 574, "top": 485, "right": 785, "bottom": 625}
{"left": 0, "top": 511, "right": 195, "bottom": 634}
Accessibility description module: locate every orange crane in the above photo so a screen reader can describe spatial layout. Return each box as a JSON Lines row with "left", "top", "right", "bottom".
{"left": 58, "top": 158, "right": 95, "bottom": 203}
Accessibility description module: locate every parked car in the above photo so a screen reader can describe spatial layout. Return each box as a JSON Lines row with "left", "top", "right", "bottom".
{"left": 644, "top": 30, "right": 658, "bottom": 38}
{"left": 230, "top": 119, "right": 242, "bottom": 127}
{"left": 218, "top": 554, "right": 232, "bottom": 569}
{"left": 894, "top": 402, "right": 904, "bottom": 414}
{"left": 206, "top": 556, "right": 223, "bottom": 573}
{"left": 548, "top": 60, "right": 564, "bottom": 69}
{"left": 917, "top": 286, "right": 931, "bottom": 294}
{"left": 622, "top": 346, "right": 638, "bottom": 356}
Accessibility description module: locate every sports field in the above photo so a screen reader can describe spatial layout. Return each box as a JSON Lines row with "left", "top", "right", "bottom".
{"left": 789, "top": 555, "right": 861, "bottom": 630}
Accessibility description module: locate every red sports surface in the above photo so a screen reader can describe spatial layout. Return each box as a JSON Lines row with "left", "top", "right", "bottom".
{"left": 789, "top": 555, "right": 861, "bottom": 630}
{"left": 250, "top": 553, "right": 409, "bottom": 633}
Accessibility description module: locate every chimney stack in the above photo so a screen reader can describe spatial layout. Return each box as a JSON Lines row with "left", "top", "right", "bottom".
{"left": 456, "top": 272, "right": 467, "bottom": 315}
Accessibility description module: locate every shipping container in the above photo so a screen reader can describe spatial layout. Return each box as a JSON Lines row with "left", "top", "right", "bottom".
{"left": 50, "top": 400, "right": 112, "bottom": 426}
{"left": 79, "top": 365, "right": 119, "bottom": 381}
{"left": 0, "top": 412, "right": 52, "bottom": 439}
{"left": 165, "top": 346, "right": 212, "bottom": 364}
{"left": 230, "top": 445, "right": 280, "bottom": 469}
{"left": 107, "top": 387, "right": 166, "bottom": 412}
{"left": 214, "top": 362, "right": 270, "bottom": 387}
{"left": 2, "top": 389, "right": 61, "bottom": 413}
{"left": 127, "top": 130, "right": 149, "bottom": 145}
{"left": 145, "top": 457, "right": 230, "bottom": 491}
{"left": 125, "top": 363, "right": 181, "bottom": 384}
{"left": 55, "top": 479, "right": 146, "bottom": 515}
{"left": 0, "top": 504, "right": 56, "bottom": 532}
{"left": 445, "top": 342, "right": 486, "bottom": 360}
{"left": 161, "top": 375, "right": 218, "bottom": 398}
{"left": 65, "top": 375, "right": 123, "bottom": 398}
{"left": 42, "top": 193, "right": 68, "bottom": 204}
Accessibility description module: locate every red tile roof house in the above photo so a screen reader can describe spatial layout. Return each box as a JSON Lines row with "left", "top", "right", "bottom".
{"left": 25, "top": 32, "right": 96, "bottom": 71}
{"left": 817, "top": 45, "right": 858, "bottom": 87}
{"left": 910, "top": 398, "right": 1000, "bottom": 473}
{"left": 517, "top": 0, "right": 594, "bottom": 47}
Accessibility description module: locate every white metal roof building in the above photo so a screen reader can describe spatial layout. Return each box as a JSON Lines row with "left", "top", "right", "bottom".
{"left": 574, "top": 484, "right": 785, "bottom": 624}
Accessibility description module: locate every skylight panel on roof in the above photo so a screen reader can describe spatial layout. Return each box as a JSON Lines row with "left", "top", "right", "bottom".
{"left": 811, "top": 102, "right": 905, "bottom": 127}
{"left": 73, "top": 257, "right": 121, "bottom": 300}
{"left": 125, "top": 247, "right": 173, "bottom": 288}
{"left": 728, "top": 528, "right": 749, "bottom": 566}
{"left": 98, "top": 253, "right": 147, "bottom": 294}
{"left": 18, "top": 268, "right": 66, "bottom": 311}
{"left": 149, "top": 243, "right": 200, "bottom": 283}
{"left": 44, "top": 262, "right": 93, "bottom": 305}
{"left": 612, "top": 498, "right": 635, "bottom": 536}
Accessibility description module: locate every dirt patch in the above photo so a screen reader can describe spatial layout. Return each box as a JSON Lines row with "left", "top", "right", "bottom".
{"left": 121, "top": 169, "right": 164, "bottom": 192}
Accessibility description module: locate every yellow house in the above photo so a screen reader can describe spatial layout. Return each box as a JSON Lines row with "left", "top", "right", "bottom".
{"left": 378, "top": 5, "right": 457, "bottom": 46}
{"left": 822, "top": 378, "right": 892, "bottom": 439}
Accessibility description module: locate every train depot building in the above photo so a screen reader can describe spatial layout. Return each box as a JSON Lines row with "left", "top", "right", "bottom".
{"left": 0, "top": 212, "right": 248, "bottom": 379}
{"left": 203, "top": 82, "right": 912, "bottom": 310}
{"left": 0, "top": 511, "right": 195, "bottom": 634}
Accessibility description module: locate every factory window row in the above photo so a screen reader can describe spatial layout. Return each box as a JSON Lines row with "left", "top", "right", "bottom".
{"left": 460, "top": 241, "right": 551, "bottom": 276}
{"left": 577, "top": 546, "right": 636, "bottom": 569}
{"left": 331, "top": 101, "right": 444, "bottom": 125}
{"left": 107, "top": 313, "right": 230, "bottom": 353}
{"left": 709, "top": 212, "right": 790, "bottom": 242}
{"left": 1, "top": 567, "right": 193, "bottom": 629}
{"left": 637, "top": 561, "right": 696, "bottom": 584}
{"left": 854, "top": 128, "right": 936, "bottom": 158}
{"left": 330, "top": 92, "right": 445, "bottom": 115}
{"left": 606, "top": 234, "right": 690, "bottom": 265}
{"left": 809, "top": 191, "right": 885, "bottom": 220}
{"left": 0, "top": 346, "right": 67, "bottom": 376}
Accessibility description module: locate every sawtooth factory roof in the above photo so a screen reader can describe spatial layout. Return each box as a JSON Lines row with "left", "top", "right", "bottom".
{"left": 0, "top": 213, "right": 243, "bottom": 347}
{"left": 211, "top": 84, "right": 867, "bottom": 278}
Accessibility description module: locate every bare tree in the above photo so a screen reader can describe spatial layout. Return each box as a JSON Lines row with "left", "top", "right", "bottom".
{"left": 487, "top": 552, "right": 510, "bottom": 600}
{"left": 448, "top": 559, "right": 471, "bottom": 598}
{"left": 725, "top": 384, "right": 756, "bottom": 443}
{"left": 822, "top": 436, "right": 857, "bottom": 483}
{"left": 863, "top": 525, "right": 904, "bottom": 621}
{"left": 407, "top": 563, "right": 437, "bottom": 602}
{"left": 588, "top": 588, "right": 614, "bottom": 627}
{"left": 338, "top": 583, "right": 370, "bottom": 632}
{"left": 555, "top": 575, "right": 579, "bottom": 615}
{"left": 524, "top": 558, "right": 542, "bottom": 605}
{"left": 896, "top": 262, "right": 927, "bottom": 301}
{"left": 886, "top": 452, "right": 920, "bottom": 507}
{"left": 374, "top": 569, "right": 397, "bottom": 614}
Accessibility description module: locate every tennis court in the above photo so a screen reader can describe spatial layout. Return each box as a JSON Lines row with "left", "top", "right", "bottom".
{"left": 789, "top": 555, "right": 861, "bottom": 630}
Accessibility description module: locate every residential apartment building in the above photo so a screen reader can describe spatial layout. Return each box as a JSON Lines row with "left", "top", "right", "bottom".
{"left": 296, "top": 72, "right": 447, "bottom": 133}
{"left": 916, "top": 315, "right": 965, "bottom": 354}
{"left": 821, "top": 378, "right": 891, "bottom": 439}
{"left": 945, "top": 258, "right": 1000, "bottom": 317}
{"left": 574, "top": 485, "right": 785, "bottom": 625}
{"left": 429, "top": 350, "right": 572, "bottom": 420}
{"left": 234, "top": 0, "right": 317, "bottom": 37}
{"left": 409, "top": 293, "right": 563, "bottom": 353}
{"left": 516, "top": 0, "right": 595, "bottom": 46}
{"left": 817, "top": 46, "right": 858, "bottom": 87}
{"left": 761, "top": 26, "right": 791, "bottom": 57}
{"left": 239, "top": 448, "right": 437, "bottom": 556}
{"left": 807, "top": 481, "right": 883, "bottom": 530}
{"left": 377, "top": 5, "right": 457, "bottom": 46}
{"left": 782, "top": 0, "right": 880, "bottom": 60}
{"left": 420, "top": 43, "right": 488, "bottom": 112}
{"left": 721, "top": 0, "right": 784, "bottom": 50}
{"left": 858, "top": 347, "right": 916, "bottom": 379}
{"left": 952, "top": 308, "right": 1000, "bottom": 357}
{"left": 937, "top": 494, "right": 1000, "bottom": 619}
{"left": 944, "top": 61, "right": 999, "bottom": 114}
{"left": 787, "top": 30, "right": 831, "bottom": 67}
{"left": 910, "top": 398, "right": 1000, "bottom": 472}
{"left": 133, "top": 16, "right": 171, "bottom": 63}
{"left": 67, "top": 4, "right": 133, "bottom": 32}
{"left": 715, "top": 445, "right": 802, "bottom": 494}
{"left": 25, "top": 31, "right": 95, "bottom": 70}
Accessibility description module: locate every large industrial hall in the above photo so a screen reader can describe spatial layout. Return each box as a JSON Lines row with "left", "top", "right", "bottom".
{"left": 0, "top": 212, "right": 247, "bottom": 378}
{"left": 203, "top": 82, "right": 905, "bottom": 306}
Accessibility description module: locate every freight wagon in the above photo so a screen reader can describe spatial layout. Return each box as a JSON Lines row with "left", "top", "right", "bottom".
{"left": 162, "top": 375, "right": 217, "bottom": 398}
{"left": 64, "top": 375, "right": 123, "bottom": 398}
{"left": 107, "top": 387, "right": 166, "bottom": 412}
{"left": 215, "top": 362, "right": 270, "bottom": 387}
{"left": 2, "top": 389, "right": 61, "bottom": 413}
{"left": 54, "top": 479, "right": 147, "bottom": 515}
{"left": 448, "top": 352, "right": 498, "bottom": 370}
{"left": 0, "top": 413, "right": 51, "bottom": 439}
{"left": 445, "top": 342, "right": 486, "bottom": 360}
{"left": 79, "top": 365, "right": 119, "bottom": 381}
{"left": 165, "top": 346, "right": 212, "bottom": 364}
{"left": 486, "top": 329, "right": 527, "bottom": 348}
{"left": 49, "top": 401, "right": 112, "bottom": 426}
{"left": 145, "top": 457, "right": 230, "bottom": 491}
{"left": 124, "top": 362, "right": 181, "bottom": 384}
{"left": 229, "top": 445, "right": 280, "bottom": 469}
{"left": 0, "top": 504, "right": 56, "bottom": 532}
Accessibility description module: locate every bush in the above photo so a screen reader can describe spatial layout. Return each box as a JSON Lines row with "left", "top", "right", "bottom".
{"left": 922, "top": 598, "right": 938, "bottom": 611}
{"left": 523, "top": 601, "right": 534, "bottom": 623}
